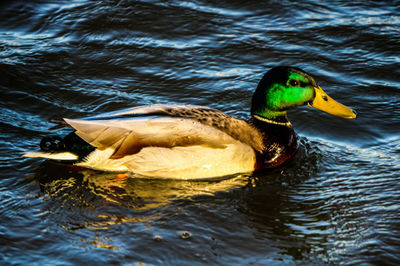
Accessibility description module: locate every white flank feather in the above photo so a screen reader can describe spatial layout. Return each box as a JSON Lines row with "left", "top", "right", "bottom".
{"left": 74, "top": 143, "right": 255, "bottom": 179}
{"left": 124, "top": 143, "right": 256, "bottom": 179}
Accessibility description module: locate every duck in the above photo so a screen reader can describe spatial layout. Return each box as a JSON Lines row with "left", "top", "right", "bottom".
{"left": 24, "top": 66, "right": 356, "bottom": 180}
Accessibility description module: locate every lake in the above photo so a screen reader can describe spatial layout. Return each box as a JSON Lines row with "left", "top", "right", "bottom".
{"left": 0, "top": 0, "right": 399, "bottom": 264}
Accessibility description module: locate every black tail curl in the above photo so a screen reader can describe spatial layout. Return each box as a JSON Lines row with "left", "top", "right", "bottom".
{"left": 40, "top": 136, "right": 66, "bottom": 152}
{"left": 39, "top": 132, "right": 95, "bottom": 159}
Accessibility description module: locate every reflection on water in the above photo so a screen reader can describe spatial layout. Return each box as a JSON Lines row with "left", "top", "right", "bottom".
{"left": 34, "top": 161, "right": 251, "bottom": 208}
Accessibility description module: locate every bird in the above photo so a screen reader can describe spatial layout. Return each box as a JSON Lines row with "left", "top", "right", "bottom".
{"left": 24, "top": 66, "right": 356, "bottom": 180}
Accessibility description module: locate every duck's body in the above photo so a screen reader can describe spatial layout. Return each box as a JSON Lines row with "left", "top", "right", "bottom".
{"left": 26, "top": 105, "right": 291, "bottom": 179}
{"left": 24, "top": 66, "right": 356, "bottom": 179}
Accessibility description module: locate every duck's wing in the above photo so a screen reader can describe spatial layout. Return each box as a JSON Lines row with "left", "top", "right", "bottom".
{"left": 62, "top": 104, "right": 264, "bottom": 159}
{"left": 85, "top": 105, "right": 265, "bottom": 151}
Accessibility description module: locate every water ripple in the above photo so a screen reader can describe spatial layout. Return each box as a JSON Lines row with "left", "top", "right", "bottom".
{"left": 0, "top": 0, "right": 399, "bottom": 264}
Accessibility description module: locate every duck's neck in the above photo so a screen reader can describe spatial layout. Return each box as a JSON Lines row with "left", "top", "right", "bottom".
{"left": 251, "top": 95, "right": 290, "bottom": 126}
{"left": 250, "top": 114, "right": 298, "bottom": 168}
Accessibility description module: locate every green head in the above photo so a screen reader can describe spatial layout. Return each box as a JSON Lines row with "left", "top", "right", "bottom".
{"left": 251, "top": 66, "right": 356, "bottom": 122}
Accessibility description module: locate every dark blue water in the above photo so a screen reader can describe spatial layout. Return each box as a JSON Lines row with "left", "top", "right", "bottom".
{"left": 1, "top": 0, "right": 399, "bottom": 264}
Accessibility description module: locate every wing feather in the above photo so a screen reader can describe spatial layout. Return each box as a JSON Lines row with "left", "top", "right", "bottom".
{"left": 63, "top": 116, "right": 238, "bottom": 158}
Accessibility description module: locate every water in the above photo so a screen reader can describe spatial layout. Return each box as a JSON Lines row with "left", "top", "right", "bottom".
{"left": 1, "top": 0, "right": 399, "bottom": 264}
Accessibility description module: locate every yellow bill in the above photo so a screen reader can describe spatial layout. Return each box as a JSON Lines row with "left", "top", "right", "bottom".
{"left": 307, "top": 86, "right": 356, "bottom": 119}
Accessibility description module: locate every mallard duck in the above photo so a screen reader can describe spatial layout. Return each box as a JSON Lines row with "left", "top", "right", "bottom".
{"left": 24, "top": 66, "right": 356, "bottom": 179}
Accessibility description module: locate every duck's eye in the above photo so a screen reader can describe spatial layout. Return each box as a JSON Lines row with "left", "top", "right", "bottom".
{"left": 289, "top": 79, "right": 299, "bottom": 87}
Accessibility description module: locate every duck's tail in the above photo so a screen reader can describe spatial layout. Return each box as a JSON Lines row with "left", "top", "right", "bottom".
{"left": 23, "top": 151, "right": 79, "bottom": 160}
{"left": 24, "top": 132, "right": 95, "bottom": 161}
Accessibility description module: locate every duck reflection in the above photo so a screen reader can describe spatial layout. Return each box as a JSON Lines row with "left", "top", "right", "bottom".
{"left": 32, "top": 159, "right": 251, "bottom": 211}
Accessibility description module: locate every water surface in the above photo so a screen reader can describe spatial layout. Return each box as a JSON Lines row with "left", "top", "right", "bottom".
{"left": 0, "top": 0, "right": 399, "bottom": 264}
